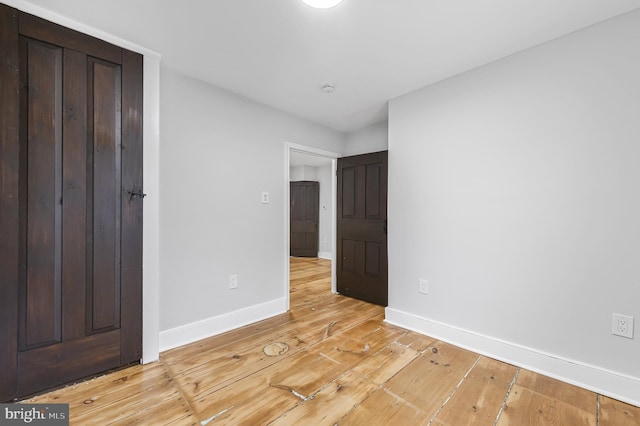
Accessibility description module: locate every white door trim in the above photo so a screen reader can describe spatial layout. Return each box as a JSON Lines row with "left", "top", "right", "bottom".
{"left": 284, "top": 142, "right": 340, "bottom": 310}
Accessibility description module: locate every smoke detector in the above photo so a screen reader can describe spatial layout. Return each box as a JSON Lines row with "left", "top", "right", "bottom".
{"left": 322, "top": 84, "right": 335, "bottom": 94}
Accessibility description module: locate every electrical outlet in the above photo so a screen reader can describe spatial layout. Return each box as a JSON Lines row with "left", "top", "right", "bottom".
{"left": 612, "top": 313, "right": 634, "bottom": 339}
{"left": 419, "top": 279, "right": 428, "bottom": 295}
{"left": 229, "top": 274, "right": 238, "bottom": 290}
{"left": 261, "top": 191, "right": 269, "bottom": 204}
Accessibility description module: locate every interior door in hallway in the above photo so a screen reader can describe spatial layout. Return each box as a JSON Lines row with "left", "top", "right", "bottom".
{"left": 290, "top": 181, "right": 320, "bottom": 257}
{"left": 0, "top": 6, "right": 143, "bottom": 401}
{"left": 337, "top": 151, "right": 388, "bottom": 306}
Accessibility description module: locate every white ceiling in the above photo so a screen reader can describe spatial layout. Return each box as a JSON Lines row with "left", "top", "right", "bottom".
{"left": 19, "top": 0, "right": 640, "bottom": 132}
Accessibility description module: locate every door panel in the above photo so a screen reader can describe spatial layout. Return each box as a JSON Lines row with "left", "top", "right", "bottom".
{"left": 18, "top": 38, "right": 64, "bottom": 352}
{"left": 62, "top": 48, "right": 88, "bottom": 342}
{"left": 342, "top": 168, "right": 356, "bottom": 217}
{"left": 16, "top": 330, "right": 121, "bottom": 397}
{"left": 88, "top": 57, "right": 122, "bottom": 333}
{"left": 365, "top": 242, "right": 382, "bottom": 276}
{"left": 337, "top": 151, "right": 388, "bottom": 306}
{"left": 290, "top": 181, "right": 319, "bottom": 257}
{"left": 0, "top": 5, "right": 143, "bottom": 401}
{"left": 366, "top": 164, "right": 382, "bottom": 217}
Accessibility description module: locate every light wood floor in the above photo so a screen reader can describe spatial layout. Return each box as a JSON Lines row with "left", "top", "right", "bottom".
{"left": 27, "top": 257, "right": 639, "bottom": 425}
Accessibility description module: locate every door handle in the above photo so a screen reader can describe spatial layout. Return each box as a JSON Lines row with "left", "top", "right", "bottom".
{"left": 383, "top": 220, "right": 387, "bottom": 234}
{"left": 128, "top": 189, "right": 147, "bottom": 201}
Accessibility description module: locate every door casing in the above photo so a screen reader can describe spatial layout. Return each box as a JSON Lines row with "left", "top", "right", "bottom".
{"left": 284, "top": 143, "right": 340, "bottom": 311}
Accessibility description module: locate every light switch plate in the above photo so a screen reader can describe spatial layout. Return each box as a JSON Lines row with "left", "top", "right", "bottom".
{"left": 419, "top": 279, "right": 428, "bottom": 295}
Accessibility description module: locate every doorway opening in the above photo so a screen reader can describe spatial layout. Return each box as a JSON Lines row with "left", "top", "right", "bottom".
{"left": 284, "top": 143, "right": 340, "bottom": 311}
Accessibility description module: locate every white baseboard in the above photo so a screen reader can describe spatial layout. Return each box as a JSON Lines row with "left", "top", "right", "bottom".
{"left": 318, "top": 252, "right": 332, "bottom": 260}
{"left": 159, "top": 298, "right": 287, "bottom": 352}
{"left": 385, "top": 307, "right": 640, "bottom": 407}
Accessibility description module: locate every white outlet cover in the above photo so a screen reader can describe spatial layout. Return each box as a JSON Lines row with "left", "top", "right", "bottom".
{"left": 261, "top": 191, "right": 269, "bottom": 204}
{"left": 612, "top": 313, "right": 634, "bottom": 339}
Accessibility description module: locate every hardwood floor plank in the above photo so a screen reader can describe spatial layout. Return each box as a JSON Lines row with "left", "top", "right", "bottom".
{"left": 167, "top": 301, "right": 383, "bottom": 399}
{"left": 268, "top": 319, "right": 408, "bottom": 397}
{"left": 161, "top": 313, "right": 294, "bottom": 367}
{"left": 170, "top": 332, "right": 310, "bottom": 399}
{"left": 71, "top": 373, "right": 189, "bottom": 425}
{"left": 25, "top": 363, "right": 171, "bottom": 418}
{"left": 385, "top": 342, "right": 479, "bottom": 415}
{"left": 163, "top": 296, "right": 370, "bottom": 374}
{"left": 394, "top": 330, "right": 437, "bottom": 353}
{"left": 515, "top": 368, "right": 597, "bottom": 413}
{"left": 270, "top": 342, "right": 423, "bottom": 425}
{"left": 21, "top": 257, "right": 639, "bottom": 425}
{"left": 497, "top": 384, "right": 596, "bottom": 425}
{"left": 339, "top": 386, "right": 431, "bottom": 426}
{"left": 269, "top": 370, "right": 380, "bottom": 426}
{"left": 193, "top": 381, "right": 299, "bottom": 425}
{"left": 340, "top": 342, "right": 479, "bottom": 425}
{"left": 191, "top": 319, "right": 408, "bottom": 423}
{"left": 599, "top": 396, "right": 640, "bottom": 426}
{"left": 350, "top": 342, "right": 423, "bottom": 386}
{"left": 432, "top": 357, "right": 518, "bottom": 426}
{"left": 106, "top": 398, "right": 197, "bottom": 426}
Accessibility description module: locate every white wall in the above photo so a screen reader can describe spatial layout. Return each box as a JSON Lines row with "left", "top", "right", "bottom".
{"left": 159, "top": 66, "right": 344, "bottom": 347}
{"left": 343, "top": 120, "right": 388, "bottom": 156}
{"left": 387, "top": 10, "right": 640, "bottom": 405}
{"left": 290, "top": 165, "right": 317, "bottom": 181}
{"left": 316, "top": 164, "right": 333, "bottom": 259}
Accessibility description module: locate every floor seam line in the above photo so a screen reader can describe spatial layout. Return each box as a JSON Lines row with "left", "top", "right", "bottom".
{"left": 494, "top": 367, "right": 519, "bottom": 425}
{"left": 427, "top": 354, "right": 482, "bottom": 425}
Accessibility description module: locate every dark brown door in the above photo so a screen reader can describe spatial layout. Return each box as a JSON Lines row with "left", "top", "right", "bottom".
{"left": 0, "top": 6, "right": 143, "bottom": 401}
{"left": 337, "top": 151, "right": 388, "bottom": 306}
{"left": 290, "top": 181, "right": 319, "bottom": 257}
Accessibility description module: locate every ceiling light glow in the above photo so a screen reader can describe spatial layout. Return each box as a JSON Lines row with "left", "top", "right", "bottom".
{"left": 302, "top": 0, "right": 344, "bottom": 9}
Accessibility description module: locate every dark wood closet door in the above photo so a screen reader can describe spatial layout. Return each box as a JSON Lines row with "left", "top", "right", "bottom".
{"left": 337, "top": 151, "right": 388, "bottom": 306}
{"left": 0, "top": 5, "right": 143, "bottom": 401}
{"left": 290, "top": 181, "right": 320, "bottom": 257}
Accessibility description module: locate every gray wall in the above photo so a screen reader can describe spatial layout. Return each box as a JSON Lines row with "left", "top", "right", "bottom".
{"left": 290, "top": 165, "right": 317, "bottom": 181}
{"left": 343, "top": 121, "right": 388, "bottom": 156}
{"left": 160, "top": 65, "right": 344, "bottom": 332}
{"left": 316, "top": 164, "right": 334, "bottom": 258}
{"left": 388, "top": 8, "right": 640, "bottom": 390}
